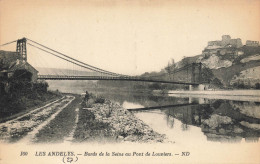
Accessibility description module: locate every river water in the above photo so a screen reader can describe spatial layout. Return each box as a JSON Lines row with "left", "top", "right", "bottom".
{"left": 91, "top": 90, "right": 260, "bottom": 144}
{"left": 55, "top": 84, "right": 260, "bottom": 144}
{"left": 47, "top": 84, "right": 260, "bottom": 162}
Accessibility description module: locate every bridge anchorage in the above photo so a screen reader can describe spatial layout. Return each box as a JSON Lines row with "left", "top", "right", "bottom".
{"left": 0, "top": 37, "right": 210, "bottom": 90}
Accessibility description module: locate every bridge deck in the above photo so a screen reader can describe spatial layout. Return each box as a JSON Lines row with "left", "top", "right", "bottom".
{"left": 37, "top": 75, "right": 199, "bottom": 85}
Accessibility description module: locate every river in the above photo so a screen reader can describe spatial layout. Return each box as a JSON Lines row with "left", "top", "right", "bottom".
{"left": 95, "top": 90, "right": 260, "bottom": 143}
{"left": 49, "top": 84, "right": 260, "bottom": 144}
{"left": 46, "top": 84, "right": 260, "bottom": 162}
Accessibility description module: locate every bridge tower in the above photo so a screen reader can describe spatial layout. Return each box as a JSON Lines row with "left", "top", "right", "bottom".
{"left": 191, "top": 62, "right": 202, "bottom": 84}
{"left": 16, "top": 37, "right": 27, "bottom": 63}
{"left": 189, "top": 62, "right": 204, "bottom": 91}
{"left": 198, "top": 62, "right": 202, "bottom": 84}
{"left": 191, "top": 63, "right": 196, "bottom": 83}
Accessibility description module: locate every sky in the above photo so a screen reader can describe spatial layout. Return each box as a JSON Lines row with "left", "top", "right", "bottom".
{"left": 0, "top": 0, "right": 260, "bottom": 75}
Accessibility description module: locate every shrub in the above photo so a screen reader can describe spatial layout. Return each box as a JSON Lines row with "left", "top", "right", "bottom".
{"left": 149, "top": 83, "right": 161, "bottom": 90}
{"left": 95, "top": 97, "right": 105, "bottom": 104}
{"left": 33, "top": 82, "right": 49, "bottom": 93}
{"left": 255, "top": 83, "right": 260, "bottom": 89}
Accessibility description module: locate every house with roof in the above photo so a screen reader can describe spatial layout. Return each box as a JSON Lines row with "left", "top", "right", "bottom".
{"left": 0, "top": 50, "right": 38, "bottom": 82}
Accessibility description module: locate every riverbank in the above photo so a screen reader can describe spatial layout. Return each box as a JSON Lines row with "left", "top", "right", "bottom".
{"left": 168, "top": 90, "right": 260, "bottom": 102}
{"left": 0, "top": 95, "right": 74, "bottom": 143}
{"left": 73, "top": 95, "right": 166, "bottom": 143}
{"left": 0, "top": 90, "right": 62, "bottom": 122}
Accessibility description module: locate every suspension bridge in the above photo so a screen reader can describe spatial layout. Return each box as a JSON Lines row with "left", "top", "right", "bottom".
{"left": 0, "top": 37, "right": 209, "bottom": 87}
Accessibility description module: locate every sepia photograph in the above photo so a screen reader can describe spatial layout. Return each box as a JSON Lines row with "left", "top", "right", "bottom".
{"left": 0, "top": 0, "right": 260, "bottom": 163}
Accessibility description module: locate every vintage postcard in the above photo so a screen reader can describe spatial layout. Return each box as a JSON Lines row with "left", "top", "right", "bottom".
{"left": 0, "top": 0, "right": 260, "bottom": 163}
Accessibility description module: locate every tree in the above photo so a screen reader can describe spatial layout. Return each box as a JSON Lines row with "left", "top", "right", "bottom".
{"left": 149, "top": 83, "right": 161, "bottom": 90}
{"left": 33, "top": 81, "right": 49, "bottom": 93}
{"left": 238, "top": 83, "right": 245, "bottom": 89}
{"left": 211, "top": 78, "right": 223, "bottom": 88}
{"left": 164, "top": 58, "right": 176, "bottom": 76}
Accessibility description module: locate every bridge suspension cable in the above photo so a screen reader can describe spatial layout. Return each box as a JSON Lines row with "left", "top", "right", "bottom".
{"left": 27, "top": 43, "right": 125, "bottom": 77}
{"left": 0, "top": 39, "right": 17, "bottom": 47}
{"left": 0, "top": 37, "right": 204, "bottom": 85}
{"left": 145, "top": 63, "right": 194, "bottom": 78}
{"left": 200, "top": 62, "right": 214, "bottom": 83}
{"left": 26, "top": 38, "right": 128, "bottom": 77}
{"left": 169, "top": 64, "right": 193, "bottom": 74}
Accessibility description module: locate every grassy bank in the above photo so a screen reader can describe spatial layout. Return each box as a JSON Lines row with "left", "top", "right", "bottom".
{"left": 0, "top": 96, "right": 73, "bottom": 143}
{"left": 0, "top": 91, "right": 62, "bottom": 123}
{"left": 73, "top": 105, "right": 117, "bottom": 143}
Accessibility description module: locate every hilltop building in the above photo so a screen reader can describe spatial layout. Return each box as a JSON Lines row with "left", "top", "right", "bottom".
{"left": 246, "top": 40, "right": 259, "bottom": 47}
{"left": 206, "top": 35, "right": 259, "bottom": 50}
{"left": 0, "top": 50, "right": 38, "bottom": 82}
{"left": 206, "top": 35, "right": 243, "bottom": 49}
{"left": 202, "top": 35, "right": 260, "bottom": 59}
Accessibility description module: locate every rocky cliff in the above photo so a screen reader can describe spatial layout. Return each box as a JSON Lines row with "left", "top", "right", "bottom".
{"left": 176, "top": 43, "right": 260, "bottom": 88}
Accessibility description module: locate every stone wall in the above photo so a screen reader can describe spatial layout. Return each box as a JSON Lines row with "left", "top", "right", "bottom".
{"left": 23, "top": 62, "right": 38, "bottom": 82}
{"left": 229, "top": 38, "right": 243, "bottom": 48}
{"left": 208, "top": 41, "right": 222, "bottom": 46}
{"left": 246, "top": 40, "right": 259, "bottom": 47}
{"left": 207, "top": 35, "right": 243, "bottom": 49}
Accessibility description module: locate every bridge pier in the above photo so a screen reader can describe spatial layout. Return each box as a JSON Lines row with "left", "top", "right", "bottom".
{"left": 189, "top": 84, "right": 206, "bottom": 91}
{"left": 188, "top": 97, "right": 208, "bottom": 104}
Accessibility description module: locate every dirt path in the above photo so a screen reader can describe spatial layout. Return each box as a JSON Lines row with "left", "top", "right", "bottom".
{"left": 32, "top": 95, "right": 82, "bottom": 143}
{"left": 21, "top": 96, "right": 75, "bottom": 143}
{"left": 63, "top": 108, "right": 79, "bottom": 144}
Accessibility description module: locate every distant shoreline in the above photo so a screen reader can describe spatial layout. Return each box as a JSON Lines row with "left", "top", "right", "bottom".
{"left": 168, "top": 90, "right": 260, "bottom": 102}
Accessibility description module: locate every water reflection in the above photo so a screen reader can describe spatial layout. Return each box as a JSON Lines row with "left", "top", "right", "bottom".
{"left": 164, "top": 101, "right": 260, "bottom": 143}
{"left": 157, "top": 101, "right": 259, "bottom": 143}
{"left": 95, "top": 91, "right": 260, "bottom": 144}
